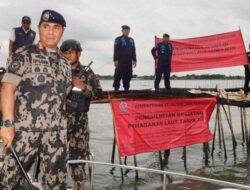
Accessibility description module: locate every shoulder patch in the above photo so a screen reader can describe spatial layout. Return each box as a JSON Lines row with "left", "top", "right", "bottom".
{"left": 115, "top": 38, "right": 119, "bottom": 45}
{"left": 60, "top": 56, "right": 71, "bottom": 69}
{"left": 9, "top": 61, "right": 21, "bottom": 72}
{"left": 29, "top": 31, "right": 35, "bottom": 38}
{"left": 14, "top": 44, "right": 34, "bottom": 54}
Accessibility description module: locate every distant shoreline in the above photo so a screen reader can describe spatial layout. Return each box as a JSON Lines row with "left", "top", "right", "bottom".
{"left": 97, "top": 74, "right": 245, "bottom": 80}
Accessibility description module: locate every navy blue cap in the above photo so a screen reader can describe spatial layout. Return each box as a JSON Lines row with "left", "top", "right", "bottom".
{"left": 163, "top": 33, "right": 170, "bottom": 38}
{"left": 121, "top": 25, "right": 130, "bottom": 30}
{"left": 22, "top": 16, "right": 31, "bottom": 23}
{"left": 39, "top": 9, "right": 66, "bottom": 27}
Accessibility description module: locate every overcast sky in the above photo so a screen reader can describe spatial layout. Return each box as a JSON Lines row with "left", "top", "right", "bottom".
{"left": 0, "top": 0, "right": 249, "bottom": 76}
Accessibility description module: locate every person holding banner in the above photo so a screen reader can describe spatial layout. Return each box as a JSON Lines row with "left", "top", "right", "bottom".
{"left": 151, "top": 33, "right": 173, "bottom": 92}
{"left": 244, "top": 51, "right": 250, "bottom": 95}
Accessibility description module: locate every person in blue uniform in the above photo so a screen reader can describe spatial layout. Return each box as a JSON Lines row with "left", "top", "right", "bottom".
{"left": 243, "top": 51, "right": 250, "bottom": 95}
{"left": 113, "top": 25, "right": 137, "bottom": 91}
{"left": 9, "top": 16, "right": 36, "bottom": 55}
{"left": 151, "top": 34, "right": 173, "bottom": 92}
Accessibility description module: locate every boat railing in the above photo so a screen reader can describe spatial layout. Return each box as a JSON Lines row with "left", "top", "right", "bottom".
{"left": 68, "top": 154, "right": 250, "bottom": 190}
{"left": 1, "top": 144, "right": 250, "bottom": 189}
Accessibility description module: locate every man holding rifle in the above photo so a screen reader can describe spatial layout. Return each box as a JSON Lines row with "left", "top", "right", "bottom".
{"left": 60, "top": 39, "right": 102, "bottom": 190}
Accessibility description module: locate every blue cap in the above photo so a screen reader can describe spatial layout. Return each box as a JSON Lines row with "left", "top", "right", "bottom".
{"left": 22, "top": 16, "right": 31, "bottom": 23}
{"left": 122, "top": 25, "right": 130, "bottom": 30}
{"left": 163, "top": 33, "right": 170, "bottom": 38}
{"left": 39, "top": 9, "right": 66, "bottom": 27}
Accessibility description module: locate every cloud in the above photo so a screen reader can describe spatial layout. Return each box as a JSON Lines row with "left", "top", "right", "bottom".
{"left": 0, "top": 1, "right": 9, "bottom": 7}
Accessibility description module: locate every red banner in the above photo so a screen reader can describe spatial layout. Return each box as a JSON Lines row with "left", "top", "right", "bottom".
{"left": 112, "top": 98, "right": 217, "bottom": 157}
{"left": 155, "top": 30, "right": 248, "bottom": 72}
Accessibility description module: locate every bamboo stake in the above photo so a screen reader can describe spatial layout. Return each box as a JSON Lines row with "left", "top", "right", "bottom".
{"left": 218, "top": 122, "right": 222, "bottom": 149}
{"left": 243, "top": 108, "right": 249, "bottom": 148}
{"left": 123, "top": 156, "right": 130, "bottom": 176}
{"left": 203, "top": 143, "right": 209, "bottom": 166}
{"left": 109, "top": 90, "right": 117, "bottom": 164}
{"left": 243, "top": 107, "right": 250, "bottom": 154}
{"left": 183, "top": 147, "right": 187, "bottom": 170}
{"left": 133, "top": 155, "right": 139, "bottom": 180}
{"left": 240, "top": 108, "right": 245, "bottom": 145}
{"left": 159, "top": 151, "right": 164, "bottom": 170}
{"left": 221, "top": 105, "right": 237, "bottom": 148}
{"left": 211, "top": 105, "right": 219, "bottom": 157}
{"left": 108, "top": 92, "right": 124, "bottom": 182}
{"left": 118, "top": 156, "right": 124, "bottom": 182}
{"left": 111, "top": 137, "right": 116, "bottom": 164}
{"left": 227, "top": 95, "right": 237, "bottom": 147}
{"left": 218, "top": 105, "right": 227, "bottom": 159}
{"left": 124, "top": 156, "right": 127, "bottom": 165}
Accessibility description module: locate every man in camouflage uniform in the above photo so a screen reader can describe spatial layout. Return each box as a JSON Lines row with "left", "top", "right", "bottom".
{"left": 60, "top": 39, "right": 102, "bottom": 190}
{"left": 0, "top": 10, "right": 71, "bottom": 190}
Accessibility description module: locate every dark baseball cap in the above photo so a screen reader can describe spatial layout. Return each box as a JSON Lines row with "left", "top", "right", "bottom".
{"left": 22, "top": 16, "right": 31, "bottom": 23}
{"left": 39, "top": 9, "right": 66, "bottom": 27}
{"left": 163, "top": 33, "right": 170, "bottom": 38}
{"left": 122, "top": 25, "right": 130, "bottom": 30}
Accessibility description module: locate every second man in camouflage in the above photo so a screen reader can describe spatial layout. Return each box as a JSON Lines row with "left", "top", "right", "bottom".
{"left": 60, "top": 39, "right": 102, "bottom": 190}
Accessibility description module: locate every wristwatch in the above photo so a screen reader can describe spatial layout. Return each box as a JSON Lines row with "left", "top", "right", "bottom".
{"left": 1, "top": 120, "right": 15, "bottom": 128}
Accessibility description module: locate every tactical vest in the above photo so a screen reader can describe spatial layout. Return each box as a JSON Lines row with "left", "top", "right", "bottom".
{"left": 13, "top": 27, "right": 36, "bottom": 52}
{"left": 66, "top": 67, "right": 91, "bottom": 113}
{"left": 66, "top": 90, "right": 91, "bottom": 113}
{"left": 157, "top": 43, "right": 173, "bottom": 65}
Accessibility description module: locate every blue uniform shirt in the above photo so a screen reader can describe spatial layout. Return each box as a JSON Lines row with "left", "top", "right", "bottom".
{"left": 151, "top": 42, "right": 173, "bottom": 65}
{"left": 12, "top": 27, "right": 36, "bottom": 52}
{"left": 113, "top": 35, "right": 137, "bottom": 63}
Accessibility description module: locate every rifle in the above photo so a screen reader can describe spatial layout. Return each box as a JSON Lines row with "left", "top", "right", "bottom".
{"left": 10, "top": 146, "right": 39, "bottom": 190}
{"left": 73, "top": 61, "right": 93, "bottom": 77}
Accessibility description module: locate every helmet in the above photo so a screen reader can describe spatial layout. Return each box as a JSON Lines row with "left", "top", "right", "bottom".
{"left": 60, "top": 39, "right": 82, "bottom": 52}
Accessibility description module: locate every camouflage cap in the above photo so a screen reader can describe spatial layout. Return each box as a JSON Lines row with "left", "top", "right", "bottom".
{"left": 39, "top": 9, "right": 66, "bottom": 27}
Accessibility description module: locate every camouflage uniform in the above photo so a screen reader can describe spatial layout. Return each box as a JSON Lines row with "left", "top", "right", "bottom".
{"left": 67, "top": 63, "right": 102, "bottom": 189}
{"left": 0, "top": 45, "right": 72, "bottom": 190}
